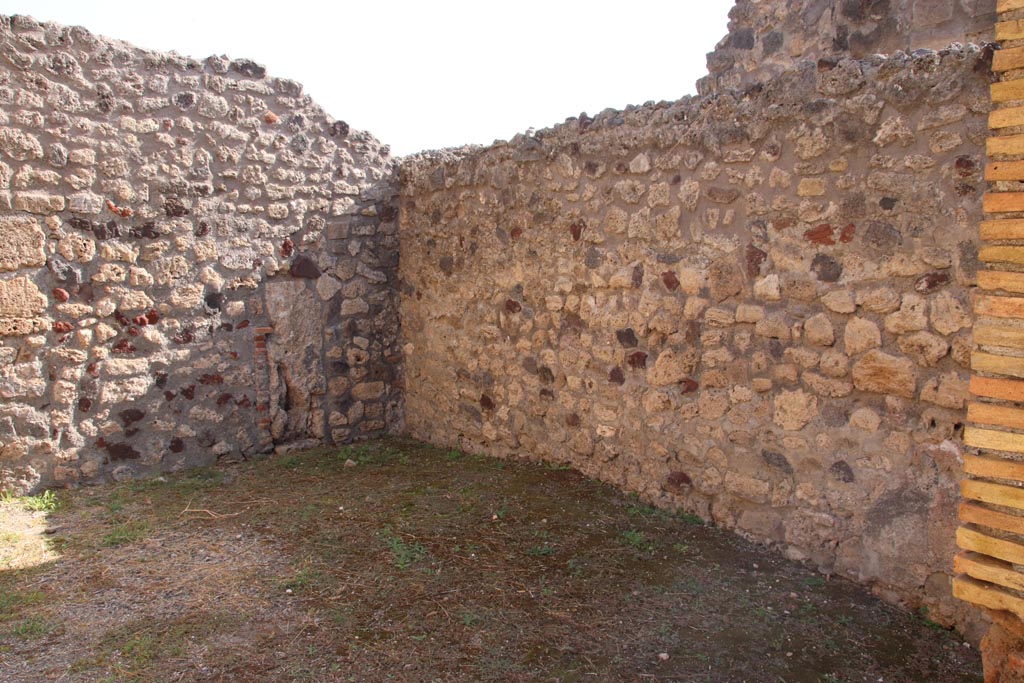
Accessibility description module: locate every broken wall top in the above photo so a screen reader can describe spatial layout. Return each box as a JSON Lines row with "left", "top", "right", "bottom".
{"left": 702, "top": 0, "right": 996, "bottom": 94}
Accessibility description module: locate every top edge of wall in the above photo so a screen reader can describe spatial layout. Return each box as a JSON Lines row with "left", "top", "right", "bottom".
{"left": 401, "top": 0, "right": 996, "bottom": 163}
{"left": 0, "top": 13, "right": 393, "bottom": 160}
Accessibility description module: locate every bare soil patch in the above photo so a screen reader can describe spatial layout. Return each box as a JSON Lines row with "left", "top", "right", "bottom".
{"left": 0, "top": 438, "right": 981, "bottom": 682}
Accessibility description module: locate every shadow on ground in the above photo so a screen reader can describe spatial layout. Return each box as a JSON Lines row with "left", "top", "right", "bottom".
{"left": 0, "top": 438, "right": 981, "bottom": 682}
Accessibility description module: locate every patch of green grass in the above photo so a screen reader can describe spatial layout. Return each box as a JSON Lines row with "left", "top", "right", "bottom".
{"left": 131, "top": 471, "right": 207, "bottom": 491}
{"left": 100, "top": 613, "right": 238, "bottom": 674}
{"left": 120, "top": 631, "right": 163, "bottom": 668}
{"left": 917, "top": 606, "right": 947, "bottom": 632}
{"left": 326, "top": 606, "right": 353, "bottom": 627}
{"left": 45, "top": 536, "right": 69, "bottom": 553}
{"left": 336, "top": 442, "right": 407, "bottom": 466}
{"left": 278, "top": 569, "right": 324, "bottom": 593}
{"left": 621, "top": 529, "right": 654, "bottom": 552}
{"left": 125, "top": 478, "right": 165, "bottom": 493}
{"left": 173, "top": 470, "right": 224, "bottom": 492}
{"left": 102, "top": 521, "right": 149, "bottom": 547}
{"left": 453, "top": 543, "right": 482, "bottom": 556}
{"left": 1, "top": 489, "right": 63, "bottom": 513}
{"left": 677, "top": 512, "right": 704, "bottom": 526}
{"left": 459, "top": 610, "right": 481, "bottom": 627}
{"left": 276, "top": 454, "right": 305, "bottom": 470}
{"left": 66, "top": 656, "right": 107, "bottom": 675}
{"left": 803, "top": 576, "right": 826, "bottom": 588}
{"left": 5, "top": 615, "right": 55, "bottom": 639}
{"left": 23, "top": 490, "right": 63, "bottom": 512}
{"left": 796, "top": 603, "right": 818, "bottom": 618}
{"left": 627, "top": 504, "right": 658, "bottom": 517}
{"left": 90, "top": 490, "right": 129, "bottom": 514}
{"left": 526, "top": 543, "right": 556, "bottom": 557}
{"left": 446, "top": 448, "right": 463, "bottom": 460}
{"left": 0, "top": 589, "right": 45, "bottom": 622}
{"left": 379, "top": 527, "right": 427, "bottom": 569}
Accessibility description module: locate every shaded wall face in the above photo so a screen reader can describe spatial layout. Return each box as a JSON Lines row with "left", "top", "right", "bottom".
{"left": 399, "top": 46, "right": 988, "bottom": 630}
{"left": 0, "top": 15, "right": 402, "bottom": 492}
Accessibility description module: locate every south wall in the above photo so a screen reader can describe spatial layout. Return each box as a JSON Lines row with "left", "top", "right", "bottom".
{"left": 0, "top": 15, "right": 402, "bottom": 492}
{"left": 399, "top": 46, "right": 989, "bottom": 631}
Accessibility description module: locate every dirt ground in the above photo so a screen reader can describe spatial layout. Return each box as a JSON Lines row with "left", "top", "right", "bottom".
{"left": 0, "top": 438, "right": 982, "bottom": 682}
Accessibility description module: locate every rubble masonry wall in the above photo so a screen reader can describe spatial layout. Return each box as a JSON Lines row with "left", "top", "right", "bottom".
{"left": 398, "top": 38, "right": 991, "bottom": 631}
{"left": 0, "top": 0, "right": 1005, "bottom": 636}
{"left": 0, "top": 15, "right": 403, "bottom": 492}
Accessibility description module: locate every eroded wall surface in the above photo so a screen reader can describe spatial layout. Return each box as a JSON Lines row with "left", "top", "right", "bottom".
{"left": 704, "top": 0, "right": 995, "bottom": 94}
{"left": 0, "top": 15, "right": 402, "bottom": 492}
{"left": 399, "top": 45, "right": 990, "bottom": 630}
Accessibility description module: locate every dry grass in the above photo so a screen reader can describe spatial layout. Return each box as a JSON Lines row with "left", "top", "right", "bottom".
{"left": 0, "top": 438, "right": 982, "bottom": 682}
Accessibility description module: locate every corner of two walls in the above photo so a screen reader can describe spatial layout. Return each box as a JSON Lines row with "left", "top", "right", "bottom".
{"left": 398, "top": 44, "right": 991, "bottom": 635}
{"left": 0, "top": 0, "right": 1002, "bottom": 640}
{"left": 0, "top": 15, "right": 403, "bottom": 493}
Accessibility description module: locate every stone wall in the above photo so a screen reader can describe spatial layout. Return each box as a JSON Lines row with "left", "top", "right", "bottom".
{"left": 703, "top": 0, "right": 996, "bottom": 95}
{"left": 0, "top": 15, "right": 402, "bottom": 492}
{"left": 0, "top": 0, "right": 1004, "bottom": 641}
{"left": 398, "top": 44, "right": 991, "bottom": 630}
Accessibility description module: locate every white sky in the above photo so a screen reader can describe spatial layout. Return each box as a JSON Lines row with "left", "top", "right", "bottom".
{"left": 1, "top": 1, "right": 735, "bottom": 156}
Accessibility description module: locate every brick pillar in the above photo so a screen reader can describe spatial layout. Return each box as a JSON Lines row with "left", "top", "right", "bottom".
{"left": 956, "top": 1, "right": 1024, "bottom": 680}
{"left": 983, "top": 610, "right": 1024, "bottom": 683}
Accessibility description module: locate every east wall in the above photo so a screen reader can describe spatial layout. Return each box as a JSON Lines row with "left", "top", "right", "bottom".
{"left": 399, "top": 45, "right": 990, "bottom": 631}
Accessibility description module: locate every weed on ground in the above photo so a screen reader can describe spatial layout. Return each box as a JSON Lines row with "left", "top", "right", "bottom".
{"left": 0, "top": 438, "right": 982, "bottom": 682}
